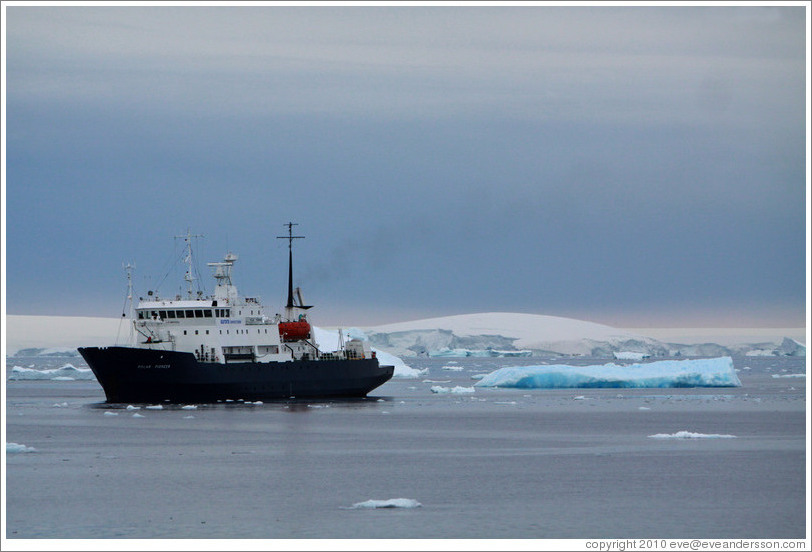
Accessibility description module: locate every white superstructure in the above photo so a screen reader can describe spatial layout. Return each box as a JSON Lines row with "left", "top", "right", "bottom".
{"left": 128, "top": 233, "right": 370, "bottom": 364}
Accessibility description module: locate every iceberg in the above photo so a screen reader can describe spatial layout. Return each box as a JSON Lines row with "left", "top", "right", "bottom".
{"left": 474, "top": 357, "right": 741, "bottom": 389}
{"left": 648, "top": 431, "right": 736, "bottom": 439}
{"left": 613, "top": 351, "right": 649, "bottom": 361}
{"left": 7, "top": 442, "right": 37, "bottom": 453}
{"left": 430, "top": 385, "right": 475, "bottom": 394}
{"left": 441, "top": 365, "right": 465, "bottom": 371}
{"left": 350, "top": 498, "right": 422, "bottom": 509}
{"left": 428, "top": 348, "right": 532, "bottom": 358}
{"left": 7, "top": 364, "right": 95, "bottom": 381}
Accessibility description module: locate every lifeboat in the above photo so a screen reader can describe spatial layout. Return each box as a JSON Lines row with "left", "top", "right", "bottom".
{"left": 279, "top": 320, "right": 311, "bottom": 342}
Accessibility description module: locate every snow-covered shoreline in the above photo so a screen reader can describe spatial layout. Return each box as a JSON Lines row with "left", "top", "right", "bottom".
{"left": 5, "top": 313, "right": 805, "bottom": 360}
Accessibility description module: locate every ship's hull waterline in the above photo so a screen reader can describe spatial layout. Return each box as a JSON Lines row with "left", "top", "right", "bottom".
{"left": 79, "top": 346, "right": 394, "bottom": 403}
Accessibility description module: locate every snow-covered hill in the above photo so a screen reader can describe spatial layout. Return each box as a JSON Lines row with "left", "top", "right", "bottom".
{"left": 362, "top": 312, "right": 806, "bottom": 358}
{"left": 363, "top": 312, "right": 668, "bottom": 358}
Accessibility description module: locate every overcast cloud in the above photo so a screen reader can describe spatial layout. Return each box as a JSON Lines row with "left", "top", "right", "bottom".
{"left": 3, "top": 4, "right": 807, "bottom": 327}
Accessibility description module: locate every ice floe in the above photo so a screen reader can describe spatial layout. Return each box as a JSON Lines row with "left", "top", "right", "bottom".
{"left": 474, "top": 357, "right": 741, "bottom": 389}
{"left": 7, "top": 442, "right": 37, "bottom": 453}
{"left": 7, "top": 364, "right": 95, "bottom": 381}
{"left": 145, "top": 405, "right": 163, "bottom": 410}
{"left": 430, "top": 385, "right": 475, "bottom": 394}
{"left": 771, "top": 373, "right": 805, "bottom": 378}
{"left": 613, "top": 351, "right": 649, "bottom": 361}
{"left": 350, "top": 498, "right": 422, "bottom": 509}
{"left": 132, "top": 413, "right": 145, "bottom": 418}
{"left": 103, "top": 411, "right": 119, "bottom": 416}
{"left": 648, "top": 431, "right": 736, "bottom": 439}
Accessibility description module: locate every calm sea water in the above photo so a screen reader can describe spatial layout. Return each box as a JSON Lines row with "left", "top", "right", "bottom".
{"left": 5, "top": 355, "right": 807, "bottom": 539}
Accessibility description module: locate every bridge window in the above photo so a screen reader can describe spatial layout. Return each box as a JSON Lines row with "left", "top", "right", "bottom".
{"left": 204, "top": 310, "right": 212, "bottom": 318}
{"left": 185, "top": 310, "right": 194, "bottom": 318}
{"left": 167, "top": 310, "right": 176, "bottom": 319}
{"left": 159, "top": 311, "right": 167, "bottom": 319}
{"left": 195, "top": 309, "right": 204, "bottom": 318}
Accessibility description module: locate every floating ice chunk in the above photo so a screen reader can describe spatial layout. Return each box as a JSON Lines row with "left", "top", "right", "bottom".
{"left": 7, "top": 442, "right": 37, "bottom": 453}
{"left": 253, "top": 401, "right": 263, "bottom": 405}
{"left": 145, "top": 405, "right": 163, "bottom": 410}
{"left": 378, "top": 350, "right": 424, "bottom": 378}
{"left": 441, "top": 365, "right": 464, "bottom": 371}
{"left": 771, "top": 374, "right": 805, "bottom": 378}
{"left": 52, "top": 402, "right": 69, "bottom": 408}
{"left": 431, "top": 386, "right": 475, "bottom": 394}
{"left": 475, "top": 357, "right": 741, "bottom": 389}
{"left": 614, "top": 351, "right": 648, "bottom": 361}
{"left": 181, "top": 405, "right": 197, "bottom": 410}
{"left": 470, "top": 373, "right": 487, "bottom": 380}
{"left": 8, "top": 364, "right": 95, "bottom": 381}
{"left": 103, "top": 411, "right": 118, "bottom": 416}
{"left": 638, "top": 406, "right": 651, "bottom": 411}
{"left": 132, "top": 413, "right": 145, "bottom": 418}
{"left": 351, "top": 498, "right": 422, "bottom": 509}
{"left": 648, "top": 431, "right": 736, "bottom": 439}
{"left": 126, "top": 405, "right": 141, "bottom": 410}
{"left": 183, "top": 415, "right": 195, "bottom": 419}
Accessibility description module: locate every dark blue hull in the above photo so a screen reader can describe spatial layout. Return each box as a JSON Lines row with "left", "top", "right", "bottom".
{"left": 78, "top": 346, "right": 394, "bottom": 403}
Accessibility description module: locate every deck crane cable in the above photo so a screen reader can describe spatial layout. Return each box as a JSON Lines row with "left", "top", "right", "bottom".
{"left": 153, "top": 240, "right": 187, "bottom": 295}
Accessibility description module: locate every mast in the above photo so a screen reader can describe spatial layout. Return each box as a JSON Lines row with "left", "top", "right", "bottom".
{"left": 125, "top": 262, "right": 135, "bottom": 321}
{"left": 276, "top": 222, "right": 309, "bottom": 316}
{"left": 175, "top": 229, "right": 204, "bottom": 299}
{"left": 116, "top": 262, "right": 136, "bottom": 346}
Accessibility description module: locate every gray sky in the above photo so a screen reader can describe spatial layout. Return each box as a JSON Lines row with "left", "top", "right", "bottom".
{"left": 3, "top": 3, "right": 808, "bottom": 328}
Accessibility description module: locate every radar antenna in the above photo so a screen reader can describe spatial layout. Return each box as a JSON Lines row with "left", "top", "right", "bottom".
{"left": 175, "top": 229, "right": 204, "bottom": 299}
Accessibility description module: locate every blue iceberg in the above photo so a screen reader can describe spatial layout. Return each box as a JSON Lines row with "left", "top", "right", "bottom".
{"left": 474, "top": 357, "right": 741, "bottom": 389}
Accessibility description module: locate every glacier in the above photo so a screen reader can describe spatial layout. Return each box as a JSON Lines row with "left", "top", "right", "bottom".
{"left": 474, "top": 357, "right": 741, "bottom": 389}
{"left": 362, "top": 313, "right": 805, "bottom": 358}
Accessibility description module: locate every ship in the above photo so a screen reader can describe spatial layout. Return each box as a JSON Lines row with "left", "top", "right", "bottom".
{"left": 78, "top": 224, "right": 394, "bottom": 403}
